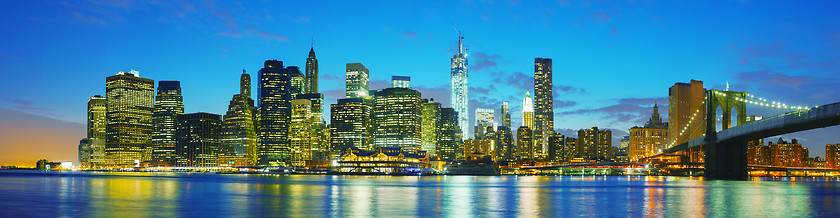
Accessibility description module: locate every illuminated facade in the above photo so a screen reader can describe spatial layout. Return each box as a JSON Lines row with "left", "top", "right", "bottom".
{"left": 372, "top": 87, "right": 422, "bottom": 152}
{"left": 565, "top": 137, "right": 577, "bottom": 161}
{"left": 289, "top": 99, "right": 312, "bottom": 166}
{"left": 450, "top": 33, "right": 469, "bottom": 140}
{"left": 305, "top": 46, "right": 319, "bottom": 94}
{"left": 175, "top": 112, "right": 221, "bottom": 167}
{"left": 392, "top": 75, "right": 410, "bottom": 88}
{"left": 345, "top": 63, "right": 370, "bottom": 98}
{"left": 421, "top": 99, "right": 441, "bottom": 156}
{"left": 533, "top": 58, "right": 554, "bottom": 159}
{"left": 516, "top": 126, "right": 533, "bottom": 159}
{"left": 522, "top": 91, "right": 534, "bottom": 129}
{"left": 474, "top": 108, "right": 494, "bottom": 139}
{"left": 336, "top": 147, "right": 428, "bottom": 174}
{"left": 437, "top": 108, "right": 461, "bottom": 160}
{"left": 500, "top": 102, "right": 511, "bottom": 131}
{"left": 464, "top": 139, "right": 495, "bottom": 160}
{"left": 669, "top": 80, "right": 706, "bottom": 146}
{"left": 578, "top": 127, "right": 612, "bottom": 161}
{"left": 628, "top": 104, "right": 668, "bottom": 162}
{"left": 105, "top": 70, "right": 154, "bottom": 166}
{"left": 747, "top": 138, "right": 769, "bottom": 165}
{"left": 548, "top": 133, "right": 566, "bottom": 162}
{"left": 152, "top": 81, "right": 184, "bottom": 166}
{"left": 86, "top": 95, "right": 107, "bottom": 166}
{"left": 331, "top": 98, "right": 372, "bottom": 157}
{"left": 289, "top": 66, "right": 305, "bottom": 100}
{"left": 221, "top": 71, "right": 258, "bottom": 166}
{"left": 297, "top": 93, "right": 328, "bottom": 161}
{"left": 258, "top": 60, "right": 293, "bottom": 166}
{"left": 827, "top": 144, "right": 840, "bottom": 169}
{"left": 769, "top": 138, "right": 805, "bottom": 167}
{"left": 494, "top": 126, "right": 513, "bottom": 160}
{"left": 78, "top": 138, "right": 90, "bottom": 167}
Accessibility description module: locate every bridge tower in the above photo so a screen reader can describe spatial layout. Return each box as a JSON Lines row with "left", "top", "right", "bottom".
{"left": 704, "top": 90, "right": 749, "bottom": 180}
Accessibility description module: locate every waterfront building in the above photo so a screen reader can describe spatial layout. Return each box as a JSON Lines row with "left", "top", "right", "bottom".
{"left": 392, "top": 75, "right": 410, "bottom": 88}
{"left": 259, "top": 60, "right": 293, "bottom": 166}
{"left": 474, "top": 108, "right": 494, "bottom": 139}
{"left": 288, "top": 66, "right": 305, "bottom": 99}
{"left": 86, "top": 95, "right": 107, "bottom": 167}
{"left": 495, "top": 126, "right": 513, "bottom": 160}
{"left": 437, "top": 108, "right": 461, "bottom": 160}
{"left": 516, "top": 126, "right": 533, "bottom": 159}
{"left": 548, "top": 133, "right": 565, "bottom": 162}
{"left": 669, "top": 80, "right": 706, "bottom": 147}
{"left": 578, "top": 127, "right": 612, "bottom": 161}
{"left": 450, "top": 33, "right": 469, "bottom": 140}
{"left": 421, "top": 99, "right": 441, "bottom": 156}
{"left": 464, "top": 139, "right": 495, "bottom": 160}
{"left": 175, "top": 112, "right": 222, "bottom": 167}
{"left": 372, "top": 87, "right": 422, "bottom": 152}
{"left": 769, "top": 138, "right": 805, "bottom": 167}
{"left": 827, "top": 144, "right": 840, "bottom": 169}
{"left": 335, "top": 147, "right": 428, "bottom": 174}
{"left": 305, "top": 46, "right": 319, "bottom": 94}
{"left": 220, "top": 71, "right": 258, "bottom": 166}
{"left": 346, "top": 63, "right": 370, "bottom": 98}
{"left": 565, "top": 137, "right": 578, "bottom": 161}
{"left": 289, "top": 99, "right": 312, "bottom": 167}
{"left": 105, "top": 70, "right": 154, "bottom": 166}
{"left": 522, "top": 91, "right": 534, "bottom": 129}
{"left": 620, "top": 136, "right": 629, "bottom": 149}
{"left": 533, "top": 57, "right": 554, "bottom": 159}
{"left": 628, "top": 104, "right": 668, "bottom": 162}
{"left": 330, "top": 98, "right": 372, "bottom": 157}
{"left": 297, "top": 93, "right": 328, "bottom": 161}
{"left": 152, "top": 81, "right": 184, "bottom": 166}
{"left": 78, "top": 138, "right": 91, "bottom": 167}
{"left": 500, "top": 102, "right": 511, "bottom": 131}
{"left": 747, "top": 139, "right": 769, "bottom": 165}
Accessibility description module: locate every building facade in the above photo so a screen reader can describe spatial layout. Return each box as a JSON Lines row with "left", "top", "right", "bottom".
{"left": 500, "top": 102, "right": 511, "bottom": 131}
{"left": 628, "top": 104, "right": 668, "bottom": 162}
{"left": 437, "top": 108, "right": 461, "bottom": 160}
{"left": 474, "top": 108, "right": 494, "bottom": 139}
{"left": 421, "top": 99, "right": 441, "bottom": 156}
{"left": 516, "top": 126, "right": 533, "bottom": 159}
{"left": 105, "top": 70, "right": 154, "bottom": 166}
{"left": 258, "top": 60, "right": 293, "bottom": 166}
{"left": 346, "top": 63, "right": 370, "bottom": 98}
{"left": 522, "top": 91, "right": 534, "bottom": 129}
{"left": 289, "top": 99, "right": 312, "bottom": 166}
{"left": 152, "top": 81, "right": 184, "bottom": 166}
{"left": 827, "top": 144, "right": 840, "bottom": 169}
{"left": 392, "top": 76, "right": 410, "bottom": 88}
{"left": 86, "top": 95, "right": 107, "bottom": 167}
{"left": 175, "top": 113, "right": 221, "bottom": 167}
{"left": 669, "top": 80, "right": 706, "bottom": 147}
{"left": 371, "top": 88, "right": 422, "bottom": 153}
{"left": 578, "top": 127, "right": 612, "bottom": 161}
{"left": 306, "top": 47, "right": 319, "bottom": 94}
{"left": 450, "top": 34, "right": 469, "bottom": 140}
{"left": 330, "top": 98, "right": 372, "bottom": 157}
{"left": 533, "top": 58, "right": 554, "bottom": 160}
{"left": 221, "top": 71, "right": 258, "bottom": 166}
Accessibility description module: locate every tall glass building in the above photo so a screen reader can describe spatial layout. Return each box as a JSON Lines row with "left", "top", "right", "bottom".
{"left": 500, "top": 102, "right": 511, "bottom": 131}
{"left": 372, "top": 87, "right": 422, "bottom": 153}
{"left": 345, "top": 63, "right": 370, "bottom": 98}
{"left": 437, "top": 108, "right": 461, "bottom": 160}
{"left": 221, "top": 71, "right": 258, "bottom": 166}
{"left": 176, "top": 112, "right": 221, "bottom": 167}
{"left": 87, "top": 95, "right": 107, "bottom": 167}
{"left": 288, "top": 66, "right": 305, "bottom": 99}
{"left": 105, "top": 70, "right": 154, "bottom": 166}
{"left": 259, "top": 60, "right": 293, "bottom": 166}
{"left": 450, "top": 33, "right": 469, "bottom": 140}
{"left": 305, "top": 46, "right": 319, "bottom": 94}
{"left": 330, "top": 98, "right": 372, "bottom": 157}
{"left": 152, "top": 81, "right": 183, "bottom": 166}
{"left": 421, "top": 99, "right": 441, "bottom": 156}
{"left": 522, "top": 91, "right": 534, "bottom": 129}
{"left": 474, "top": 108, "right": 494, "bottom": 139}
{"left": 289, "top": 99, "right": 312, "bottom": 166}
{"left": 534, "top": 57, "right": 554, "bottom": 159}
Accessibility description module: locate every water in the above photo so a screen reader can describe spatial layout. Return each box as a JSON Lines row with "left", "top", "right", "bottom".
{"left": 1, "top": 171, "right": 839, "bottom": 217}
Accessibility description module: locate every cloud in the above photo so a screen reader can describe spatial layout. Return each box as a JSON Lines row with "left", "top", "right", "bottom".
{"left": 4, "top": 98, "right": 61, "bottom": 117}
{"left": 321, "top": 74, "right": 341, "bottom": 81}
{"left": 471, "top": 52, "right": 504, "bottom": 71}
{"left": 402, "top": 31, "right": 418, "bottom": 38}
{"left": 734, "top": 70, "right": 813, "bottom": 90}
{"left": 246, "top": 28, "right": 289, "bottom": 42}
{"left": 560, "top": 97, "right": 667, "bottom": 125}
{"left": 489, "top": 71, "right": 533, "bottom": 91}
{"left": 0, "top": 108, "right": 84, "bottom": 166}
{"left": 593, "top": 11, "right": 611, "bottom": 22}
{"left": 554, "top": 100, "right": 577, "bottom": 108}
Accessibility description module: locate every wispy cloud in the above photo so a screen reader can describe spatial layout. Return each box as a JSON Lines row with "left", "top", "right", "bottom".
{"left": 402, "top": 31, "right": 418, "bottom": 38}
{"left": 246, "top": 28, "right": 289, "bottom": 42}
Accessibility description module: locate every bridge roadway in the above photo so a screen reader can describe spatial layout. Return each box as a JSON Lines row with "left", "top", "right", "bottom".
{"left": 655, "top": 101, "right": 840, "bottom": 179}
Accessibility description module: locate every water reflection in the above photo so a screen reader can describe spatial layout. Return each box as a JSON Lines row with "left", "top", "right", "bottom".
{"left": 0, "top": 172, "right": 838, "bottom": 217}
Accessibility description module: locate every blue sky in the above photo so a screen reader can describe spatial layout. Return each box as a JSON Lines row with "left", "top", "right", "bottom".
{"left": 1, "top": 0, "right": 839, "bottom": 162}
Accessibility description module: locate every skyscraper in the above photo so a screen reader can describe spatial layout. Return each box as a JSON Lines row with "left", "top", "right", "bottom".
{"left": 450, "top": 32, "right": 469, "bottom": 140}
{"left": 500, "top": 102, "right": 511, "bottom": 131}
{"left": 392, "top": 75, "right": 411, "bottom": 88}
{"left": 221, "top": 71, "right": 258, "bottom": 166}
{"left": 331, "top": 98, "right": 372, "bottom": 156}
{"left": 421, "top": 99, "right": 442, "bottom": 156}
{"left": 152, "top": 81, "right": 184, "bottom": 166}
{"left": 105, "top": 70, "right": 154, "bottom": 166}
{"left": 78, "top": 138, "right": 90, "bottom": 167}
{"left": 474, "top": 108, "right": 494, "bottom": 139}
{"left": 175, "top": 112, "right": 221, "bottom": 167}
{"left": 534, "top": 58, "right": 554, "bottom": 159}
{"left": 669, "top": 80, "right": 706, "bottom": 147}
{"left": 289, "top": 66, "right": 305, "bottom": 100}
{"left": 578, "top": 127, "right": 612, "bottom": 161}
{"left": 628, "top": 104, "right": 669, "bottom": 162}
{"left": 346, "top": 63, "right": 370, "bottom": 98}
{"left": 437, "top": 108, "right": 461, "bottom": 160}
{"left": 495, "top": 126, "right": 513, "bottom": 160}
{"left": 290, "top": 99, "right": 312, "bottom": 167}
{"left": 522, "top": 91, "right": 534, "bottom": 129}
{"left": 306, "top": 46, "right": 319, "bottom": 94}
{"left": 827, "top": 144, "right": 840, "bottom": 169}
{"left": 548, "top": 133, "right": 565, "bottom": 162}
{"left": 372, "top": 87, "right": 423, "bottom": 152}
{"left": 259, "top": 60, "right": 293, "bottom": 166}
{"left": 86, "top": 95, "right": 106, "bottom": 167}
{"left": 516, "top": 126, "right": 533, "bottom": 159}
{"left": 297, "top": 93, "right": 328, "bottom": 160}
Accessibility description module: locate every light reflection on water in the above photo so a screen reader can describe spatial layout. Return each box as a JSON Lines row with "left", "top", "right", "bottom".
{"left": 0, "top": 172, "right": 839, "bottom": 217}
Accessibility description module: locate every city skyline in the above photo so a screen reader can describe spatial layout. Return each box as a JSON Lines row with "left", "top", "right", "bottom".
{"left": 2, "top": 1, "right": 840, "bottom": 165}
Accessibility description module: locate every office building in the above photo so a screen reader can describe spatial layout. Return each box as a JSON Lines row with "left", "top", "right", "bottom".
{"left": 258, "top": 60, "right": 293, "bottom": 166}
{"left": 86, "top": 95, "right": 107, "bottom": 167}
{"left": 517, "top": 126, "right": 533, "bottom": 159}
{"left": 288, "top": 66, "right": 305, "bottom": 99}
{"left": 221, "top": 71, "right": 258, "bottom": 166}
{"left": 437, "top": 108, "right": 461, "bottom": 160}
{"left": 152, "top": 81, "right": 184, "bottom": 166}
{"left": 578, "top": 127, "right": 612, "bottom": 161}
{"left": 474, "top": 108, "right": 494, "bottom": 139}
{"left": 306, "top": 46, "right": 319, "bottom": 94}
{"left": 669, "top": 80, "right": 706, "bottom": 146}
{"left": 827, "top": 144, "right": 840, "bottom": 169}
{"left": 289, "top": 99, "right": 312, "bottom": 166}
{"left": 522, "top": 91, "right": 534, "bottom": 129}
{"left": 500, "top": 102, "right": 511, "bottom": 131}
{"left": 175, "top": 112, "right": 221, "bottom": 167}
{"left": 548, "top": 133, "right": 565, "bottom": 162}
{"left": 464, "top": 139, "right": 495, "bottom": 160}
{"left": 769, "top": 138, "right": 805, "bottom": 167}
{"left": 628, "top": 104, "right": 668, "bottom": 162}
{"left": 450, "top": 33, "right": 469, "bottom": 140}
{"left": 495, "top": 126, "right": 513, "bottom": 160}
{"left": 421, "top": 99, "right": 442, "bottom": 156}
{"left": 105, "top": 70, "right": 154, "bottom": 166}
{"left": 330, "top": 98, "right": 372, "bottom": 157}
{"left": 392, "top": 75, "right": 410, "bottom": 88}
{"left": 533, "top": 57, "right": 554, "bottom": 159}
{"left": 346, "top": 63, "right": 370, "bottom": 98}
{"left": 371, "top": 87, "right": 422, "bottom": 152}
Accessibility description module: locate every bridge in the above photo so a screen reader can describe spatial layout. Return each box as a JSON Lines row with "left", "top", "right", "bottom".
{"left": 647, "top": 89, "right": 840, "bottom": 180}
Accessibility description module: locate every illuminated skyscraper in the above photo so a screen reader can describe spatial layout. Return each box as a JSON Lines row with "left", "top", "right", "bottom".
{"left": 86, "top": 95, "right": 106, "bottom": 167}
{"left": 297, "top": 93, "right": 328, "bottom": 160}
{"left": 669, "top": 80, "right": 706, "bottom": 147}
{"left": 522, "top": 91, "right": 534, "bottom": 129}
{"left": 548, "top": 133, "right": 565, "bottom": 162}
{"left": 331, "top": 98, "right": 372, "bottom": 157}
{"left": 534, "top": 58, "right": 553, "bottom": 159}
{"left": 628, "top": 104, "right": 668, "bottom": 162}
{"left": 500, "top": 102, "right": 511, "bottom": 131}
{"left": 392, "top": 75, "right": 411, "bottom": 88}
{"left": 516, "top": 126, "right": 533, "bottom": 159}
{"left": 175, "top": 112, "right": 221, "bottom": 167}
{"left": 306, "top": 46, "right": 319, "bottom": 94}
{"left": 827, "top": 144, "right": 840, "bottom": 169}
{"left": 78, "top": 138, "right": 90, "bottom": 167}
{"left": 152, "top": 81, "right": 183, "bottom": 166}
{"left": 474, "top": 108, "right": 494, "bottom": 139}
{"left": 372, "top": 87, "right": 422, "bottom": 152}
{"left": 221, "top": 70, "right": 258, "bottom": 166}
{"left": 437, "top": 108, "right": 461, "bottom": 160}
{"left": 421, "top": 99, "right": 442, "bottom": 156}
{"left": 258, "top": 60, "right": 293, "bottom": 166}
{"left": 450, "top": 32, "right": 469, "bottom": 140}
{"left": 290, "top": 99, "right": 312, "bottom": 166}
{"left": 769, "top": 138, "right": 805, "bottom": 167}
{"left": 289, "top": 66, "right": 305, "bottom": 99}
{"left": 105, "top": 70, "right": 154, "bottom": 166}
{"left": 346, "top": 63, "right": 370, "bottom": 98}
{"left": 578, "top": 127, "right": 612, "bottom": 161}
{"left": 495, "top": 126, "right": 513, "bottom": 160}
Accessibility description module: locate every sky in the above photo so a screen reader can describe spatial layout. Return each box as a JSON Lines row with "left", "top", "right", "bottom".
{"left": 1, "top": 0, "right": 840, "bottom": 165}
